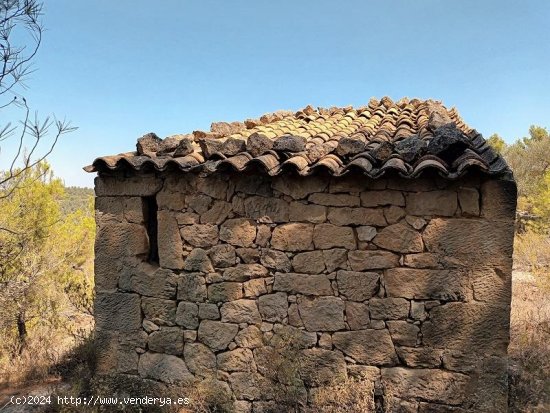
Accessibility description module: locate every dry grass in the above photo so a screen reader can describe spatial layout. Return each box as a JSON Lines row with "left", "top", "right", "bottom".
{"left": 306, "top": 378, "right": 375, "bottom": 413}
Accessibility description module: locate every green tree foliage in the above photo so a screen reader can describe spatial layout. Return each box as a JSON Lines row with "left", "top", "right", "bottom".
{"left": 487, "top": 133, "right": 507, "bottom": 154}
{"left": 0, "top": 162, "right": 94, "bottom": 363}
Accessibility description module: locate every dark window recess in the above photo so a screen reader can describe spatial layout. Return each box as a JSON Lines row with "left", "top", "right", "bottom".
{"left": 142, "top": 196, "right": 159, "bottom": 263}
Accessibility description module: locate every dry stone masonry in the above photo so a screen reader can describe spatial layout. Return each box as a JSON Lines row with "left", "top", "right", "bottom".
{"left": 94, "top": 170, "right": 516, "bottom": 412}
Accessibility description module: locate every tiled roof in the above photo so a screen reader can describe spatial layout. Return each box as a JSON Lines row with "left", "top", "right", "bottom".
{"left": 84, "top": 97, "right": 510, "bottom": 179}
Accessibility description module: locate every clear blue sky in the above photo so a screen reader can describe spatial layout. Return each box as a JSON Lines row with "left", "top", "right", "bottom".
{"left": 4, "top": 0, "right": 550, "bottom": 187}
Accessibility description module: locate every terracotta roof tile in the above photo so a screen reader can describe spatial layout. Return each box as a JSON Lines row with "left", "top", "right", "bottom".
{"left": 84, "top": 97, "right": 511, "bottom": 179}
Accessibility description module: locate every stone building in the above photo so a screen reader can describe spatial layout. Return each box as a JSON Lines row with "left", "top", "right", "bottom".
{"left": 85, "top": 97, "right": 517, "bottom": 412}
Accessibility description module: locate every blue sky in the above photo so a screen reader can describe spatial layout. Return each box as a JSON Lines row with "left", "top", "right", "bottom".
{"left": 2, "top": 0, "right": 549, "bottom": 187}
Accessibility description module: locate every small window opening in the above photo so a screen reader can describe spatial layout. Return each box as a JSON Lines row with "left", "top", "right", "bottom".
{"left": 143, "top": 196, "right": 159, "bottom": 263}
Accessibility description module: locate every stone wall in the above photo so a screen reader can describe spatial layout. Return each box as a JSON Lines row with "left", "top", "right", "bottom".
{"left": 94, "top": 170, "right": 516, "bottom": 413}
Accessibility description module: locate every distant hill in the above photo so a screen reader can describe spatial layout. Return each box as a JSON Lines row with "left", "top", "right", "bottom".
{"left": 60, "top": 186, "right": 94, "bottom": 215}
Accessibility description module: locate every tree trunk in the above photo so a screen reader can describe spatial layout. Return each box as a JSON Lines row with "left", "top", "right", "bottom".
{"left": 17, "top": 311, "right": 27, "bottom": 354}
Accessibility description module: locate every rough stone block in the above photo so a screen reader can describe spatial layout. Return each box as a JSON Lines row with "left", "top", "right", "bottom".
{"left": 313, "top": 224, "right": 356, "bottom": 250}
{"left": 387, "top": 320, "right": 419, "bottom": 346}
{"left": 180, "top": 224, "right": 219, "bottom": 248}
{"left": 384, "top": 268, "right": 471, "bottom": 301}
{"left": 157, "top": 210, "right": 184, "bottom": 269}
{"left": 322, "top": 249, "right": 348, "bottom": 272}
{"left": 176, "top": 302, "right": 199, "bottom": 328}
{"left": 142, "top": 297, "right": 176, "bottom": 326}
{"left": 258, "top": 293, "right": 288, "bottom": 322}
{"left": 218, "top": 348, "right": 255, "bottom": 372}
{"left": 273, "top": 273, "right": 332, "bottom": 296}
{"left": 209, "top": 244, "right": 236, "bottom": 268}
{"left": 177, "top": 273, "right": 207, "bottom": 302}
{"left": 271, "top": 223, "right": 314, "bottom": 251}
{"left": 198, "top": 320, "right": 239, "bottom": 351}
{"left": 289, "top": 202, "right": 327, "bottom": 223}
{"left": 243, "top": 196, "right": 289, "bottom": 222}
{"left": 297, "top": 296, "right": 345, "bottom": 331}
{"left": 403, "top": 253, "right": 441, "bottom": 269}
{"left": 138, "top": 352, "right": 192, "bottom": 384}
{"left": 234, "top": 325, "right": 264, "bottom": 349}
{"left": 223, "top": 264, "right": 268, "bottom": 282}
{"left": 198, "top": 303, "right": 220, "bottom": 320}
{"left": 119, "top": 264, "right": 177, "bottom": 299}
{"left": 361, "top": 190, "right": 405, "bottom": 207}
{"left": 406, "top": 191, "right": 458, "bottom": 216}
{"left": 327, "top": 207, "right": 386, "bottom": 226}
{"left": 381, "top": 367, "right": 469, "bottom": 406}
{"left": 356, "top": 225, "right": 377, "bottom": 241}
{"left": 272, "top": 175, "right": 328, "bottom": 200}
{"left": 260, "top": 249, "right": 292, "bottom": 272}
{"left": 243, "top": 278, "right": 267, "bottom": 297}
{"left": 384, "top": 205, "right": 406, "bottom": 224}
{"left": 148, "top": 327, "right": 184, "bottom": 355}
{"left": 219, "top": 218, "right": 257, "bottom": 247}
{"left": 480, "top": 179, "right": 517, "bottom": 221}
{"left": 183, "top": 248, "right": 214, "bottom": 272}
{"left": 369, "top": 298, "right": 410, "bottom": 320}
{"left": 208, "top": 282, "right": 243, "bottom": 302}
{"left": 95, "top": 175, "right": 163, "bottom": 197}
{"left": 333, "top": 329, "right": 398, "bottom": 365}
{"left": 221, "top": 299, "right": 261, "bottom": 324}
{"left": 337, "top": 270, "right": 379, "bottom": 301}
{"left": 300, "top": 348, "right": 347, "bottom": 386}
{"left": 292, "top": 251, "right": 325, "bottom": 274}
{"left": 373, "top": 223, "right": 423, "bottom": 253}
{"left": 396, "top": 347, "right": 443, "bottom": 368}
{"left": 200, "top": 200, "right": 232, "bottom": 224}
{"left": 309, "top": 193, "right": 360, "bottom": 207}
{"left": 458, "top": 187, "right": 480, "bottom": 216}
{"left": 471, "top": 267, "right": 511, "bottom": 303}
{"left": 184, "top": 342, "right": 216, "bottom": 376}
{"left": 348, "top": 250, "right": 399, "bottom": 271}
{"left": 95, "top": 292, "right": 141, "bottom": 331}
{"left": 345, "top": 301, "right": 370, "bottom": 330}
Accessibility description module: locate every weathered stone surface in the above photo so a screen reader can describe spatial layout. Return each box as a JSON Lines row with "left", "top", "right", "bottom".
{"left": 345, "top": 301, "right": 370, "bottom": 330}
{"left": 95, "top": 292, "right": 141, "bottom": 331}
{"left": 243, "top": 278, "right": 267, "bottom": 297}
{"left": 260, "top": 249, "right": 292, "bottom": 272}
{"left": 186, "top": 194, "right": 212, "bottom": 214}
{"left": 219, "top": 219, "right": 257, "bottom": 247}
{"left": 387, "top": 321, "right": 419, "bottom": 346}
{"left": 322, "top": 249, "right": 348, "bottom": 272}
{"left": 148, "top": 327, "right": 184, "bottom": 355}
{"left": 327, "top": 207, "right": 386, "bottom": 226}
{"left": 273, "top": 273, "right": 332, "bottom": 296}
{"left": 95, "top": 175, "right": 163, "bottom": 197}
{"left": 177, "top": 273, "right": 207, "bottom": 302}
{"left": 458, "top": 187, "right": 480, "bottom": 216}
{"left": 235, "top": 174, "right": 272, "bottom": 197}
{"left": 384, "top": 205, "right": 406, "bottom": 224}
{"left": 176, "top": 302, "right": 199, "bottom": 328}
{"left": 208, "top": 244, "right": 236, "bottom": 269}
{"left": 471, "top": 266, "right": 511, "bottom": 303}
{"left": 373, "top": 223, "right": 423, "bottom": 253}
{"left": 309, "top": 193, "right": 360, "bottom": 207}
{"left": 246, "top": 132, "right": 273, "bottom": 157}
{"left": 218, "top": 348, "right": 255, "bottom": 372}
{"left": 337, "top": 271, "right": 379, "bottom": 301}
{"left": 156, "top": 190, "right": 186, "bottom": 211}
{"left": 208, "top": 282, "right": 243, "bottom": 302}
{"left": 119, "top": 264, "right": 177, "bottom": 299}
{"left": 403, "top": 253, "right": 441, "bottom": 269}
{"left": 405, "top": 215, "right": 427, "bottom": 230}
{"left": 244, "top": 196, "right": 289, "bottom": 222}
{"left": 381, "top": 367, "right": 469, "bottom": 405}
{"left": 348, "top": 250, "right": 399, "bottom": 271}
{"left": 289, "top": 202, "right": 327, "bottom": 223}
{"left": 269, "top": 324, "right": 317, "bottom": 349}
{"left": 142, "top": 297, "right": 176, "bottom": 326}
{"left": 361, "top": 190, "right": 405, "bottom": 207}
{"left": 422, "top": 302, "right": 510, "bottom": 354}
{"left": 406, "top": 191, "right": 458, "bottom": 217}
{"left": 138, "top": 352, "right": 192, "bottom": 384}
{"left": 221, "top": 299, "right": 261, "bottom": 324}
{"left": 385, "top": 268, "right": 470, "bottom": 301}
{"left": 333, "top": 330, "right": 398, "bottom": 365}
{"left": 196, "top": 176, "right": 228, "bottom": 200}
{"left": 229, "top": 372, "right": 271, "bottom": 401}
{"left": 271, "top": 223, "right": 314, "bottom": 251}
{"left": 183, "top": 342, "right": 216, "bottom": 376}
{"left": 356, "top": 225, "right": 377, "bottom": 242}
{"left": 480, "top": 179, "right": 517, "bottom": 221}
{"left": 272, "top": 175, "right": 327, "bottom": 200}
{"left": 198, "top": 320, "right": 239, "bottom": 351}
{"left": 223, "top": 264, "right": 268, "bottom": 282}
{"left": 273, "top": 134, "right": 306, "bottom": 152}
{"left": 410, "top": 301, "right": 427, "bottom": 321}
{"left": 300, "top": 348, "right": 347, "bottom": 386}
{"left": 198, "top": 303, "right": 219, "bottom": 320}
{"left": 255, "top": 225, "right": 271, "bottom": 247}
{"left": 313, "top": 224, "right": 356, "bottom": 250}
{"left": 298, "top": 296, "right": 345, "bottom": 331}
{"left": 180, "top": 224, "right": 219, "bottom": 248}
{"left": 258, "top": 293, "right": 288, "bottom": 322}
{"left": 396, "top": 347, "right": 443, "bottom": 368}
{"left": 287, "top": 303, "right": 302, "bottom": 327}
{"left": 183, "top": 248, "right": 214, "bottom": 272}
{"left": 137, "top": 132, "right": 162, "bottom": 154}
{"left": 175, "top": 211, "right": 199, "bottom": 225}
{"left": 236, "top": 248, "right": 259, "bottom": 264}
{"left": 292, "top": 251, "right": 325, "bottom": 274}
{"left": 335, "top": 135, "right": 367, "bottom": 157}
{"left": 234, "top": 325, "right": 263, "bottom": 349}
{"left": 369, "top": 298, "right": 410, "bottom": 320}
{"left": 423, "top": 218, "right": 514, "bottom": 267}
{"left": 156, "top": 211, "right": 185, "bottom": 269}
{"left": 200, "top": 201, "right": 232, "bottom": 224}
